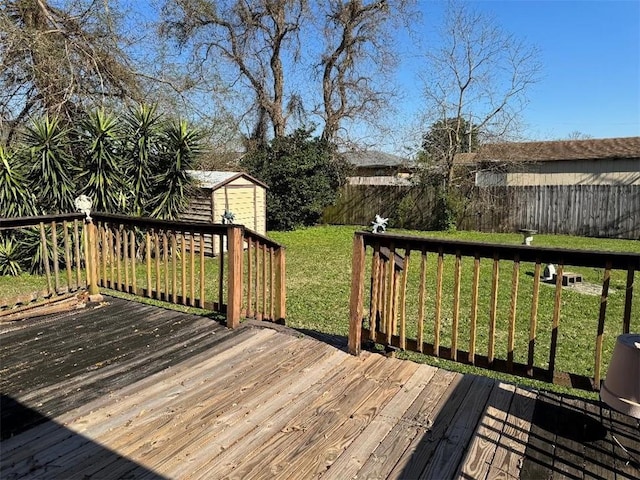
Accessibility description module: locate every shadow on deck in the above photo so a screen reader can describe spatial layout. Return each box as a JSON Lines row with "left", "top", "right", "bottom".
{"left": 1, "top": 297, "right": 638, "bottom": 479}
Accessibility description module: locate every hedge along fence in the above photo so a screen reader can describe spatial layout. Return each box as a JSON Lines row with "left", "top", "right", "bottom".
{"left": 324, "top": 184, "right": 640, "bottom": 239}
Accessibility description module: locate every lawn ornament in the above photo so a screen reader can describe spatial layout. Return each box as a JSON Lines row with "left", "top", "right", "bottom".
{"left": 221, "top": 210, "right": 235, "bottom": 224}
{"left": 371, "top": 214, "right": 388, "bottom": 234}
{"left": 74, "top": 195, "right": 93, "bottom": 221}
{"left": 543, "top": 263, "right": 555, "bottom": 281}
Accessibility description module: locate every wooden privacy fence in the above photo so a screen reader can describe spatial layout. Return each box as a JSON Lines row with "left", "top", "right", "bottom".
{"left": 349, "top": 231, "right": 639, "bottom": 390}
{"left": 324, "top": 184, "right": 640, "bottom": 239}
{"left": 91, "top": 213, "right": 286, "bottom": 328}
{"left": 0, "top": 213, "right": 90, "bottom": 320}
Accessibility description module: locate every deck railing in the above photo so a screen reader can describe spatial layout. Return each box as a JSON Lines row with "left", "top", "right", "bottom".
{"left": 1, "top": 212, "right": 285, "bottom": 328}
{"left": 91, "top": 213, "right": 285, "bottom": 328}
{"left": 349, "top": 231, "right": 639, "bottom": 390}
{"left": 0, "top": 213, "right": 91, "bottom": 317}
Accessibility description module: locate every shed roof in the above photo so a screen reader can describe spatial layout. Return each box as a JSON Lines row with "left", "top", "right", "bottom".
{"left": 455, "top": 137, "right": 640, "bottom": 164}
{"left": 186, "top": 170, "right": 268, "bottom": 189}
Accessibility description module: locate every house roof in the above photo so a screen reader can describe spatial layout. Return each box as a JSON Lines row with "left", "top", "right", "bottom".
{"left": 455, "top": 137, "right": 640, "bottom": 164}
{"left": 186, "top": 170, "right": 268, "bottom": 189}
{"left": 342, "top": 150, "right": 415, "bottom": 169}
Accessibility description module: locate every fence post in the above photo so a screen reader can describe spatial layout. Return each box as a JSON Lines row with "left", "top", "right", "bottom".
{"left": 348, "top": 233, "right": 366, "bottom": 355}
{"left": 227, "top": 225, "right": 243, "bottom": 328}
{"left": 85, "top": 218, "right": 102, "bottom": 301}
{"left": 275, "top": 247, "right": 286, "bottom": 324}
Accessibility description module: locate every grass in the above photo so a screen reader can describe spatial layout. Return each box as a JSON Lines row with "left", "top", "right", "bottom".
{"left": 2, "top": 224, "right": 638, "bottom": 398}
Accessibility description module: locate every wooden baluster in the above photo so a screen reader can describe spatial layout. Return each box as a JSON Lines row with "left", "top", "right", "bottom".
{"left": 163, "top": 231, "right": 169, "bottom": 300}
{"left": 116, "top": 226, "right": 122, "bottom": 291}
{"left": 39, "top": 222, "right": 52, "bottom": 295}
{"left": 417, "top": 248, "right": 427, "bottom": 353}
{"left": 73, "top": 220, "right": 82, "bottom": 288}
{"left": 108, "top": 226, "right": 115, "bottom": 288}
{"left": 145, "top": 230, "right": 152, "bottom": 298}
{"left": 398, "top": 248, "right": 410, "bottom": 351}
{"left": 154, "top": 230, "right": 161, "bottom": 300}
{"left": 451, "top": 251, "right": 462, "bottom": 361}
{"left": 123, "top": 228, "right": 129, "bottom": 292}
{"left": 594, "top": 262, "right": 612, "bottom": 389}
{"left": 246, "top": 238, "right": 253, "bottom": 318}
{"left": 218, "top": 235, "right": 225, "bottom": 310}
{"left": 101, "top": 224, "right": 108, "bottom": 287}
{"left": 275, "top": 246, "right": 286, "bottom": 323}
{"left": 130, "top": 230, "right": 136, "bottom": 295}
{"left": 468, "top": 254, "right": 480, "bottom": 364}
{"left": 262, "top": 244, "right": 267, "bottom": 320}
{"left": 199, "top": 233, "right": 205, "bottom": 308}
{"left": 51, "top": 221, "right": 60, "bottom": 293}
{"left": 63, "top": 221, "right": 72, "bottom": 291}
{"left": 254, "top": 239, "right": 262, "bottom": 320}
{"left": 181, "top": 232, "right": 187, "bottom": 305}
{"left": 548, "top": 263, "right": 564, "bottom": 383}
{"left": 434, "top": 249, "right": 444, "bottom": 357}
{"left": 527, "top": 261, "right": 541, "bottom": 376}
{"left": 269, "top": 247, "right": 275, "bottom": 321}
{"left": 386, "top": 243, "right": 396, "bottom": 345}
{"left": 369, "top": 245, "right": 381, "bottom": 342}
{"left": 488, "top": 254, "right": 500, "bottom": 366}
{"left": 622, "top": 267, "right": 634, "bottom": 334}
{"left": 379, "top": 259, "right": 387, "bottom": 335}
{"left": 507, "top": 256, "right": 520, "bottom": 372}
{"left": 190, "top": 234, "right": 195, "bottom": 306}
{"left": 171, "top": 233, "right": 177, "bottom": 303}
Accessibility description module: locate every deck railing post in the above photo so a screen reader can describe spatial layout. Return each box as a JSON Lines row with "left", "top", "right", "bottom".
{"left": 227, "top": 225, "right": 244, "bottom": 328}
{"left": 85, "top": 218, "right": 102, "bottom": 301}
{"left": 275, "top": 246, "right": 286, "bottom": 324}
{"left": 348, "top": 233, "right": 366, "bottom": 355}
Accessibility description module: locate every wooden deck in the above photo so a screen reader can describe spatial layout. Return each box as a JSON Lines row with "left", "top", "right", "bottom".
{"left": 1, "top": 297, "right": 638, "bottom": 479}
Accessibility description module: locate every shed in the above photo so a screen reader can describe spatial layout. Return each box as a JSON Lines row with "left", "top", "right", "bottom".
{"left": 181, "top": 171, "right": 268, "bottom": 255}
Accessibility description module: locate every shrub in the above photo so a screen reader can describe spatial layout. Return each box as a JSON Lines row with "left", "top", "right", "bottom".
{"left": 241, "top": 129, "right": 349, "bottom": 231}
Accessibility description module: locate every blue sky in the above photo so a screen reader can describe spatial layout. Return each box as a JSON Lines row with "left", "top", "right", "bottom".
{"left": 397, "top": 0, "right": 640, "bottom": 142}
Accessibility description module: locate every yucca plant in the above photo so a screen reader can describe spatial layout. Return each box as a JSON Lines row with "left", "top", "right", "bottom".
{"left": 0, "top": 145, "right": 38, "bottom": 218}
{"left": 150, "top": 119, "right": 203, "bottom": 219}
{"left": 0, "top": 235, "right": 22, "bottom": 276}
{"left": 122, "top": 104, "right": 163, "bottom": 216}
{"left": 21, "top": 115, "right": 78, "bottom": 213}
{"left": 76, "top": 109, "right": 125, "bottom": 213}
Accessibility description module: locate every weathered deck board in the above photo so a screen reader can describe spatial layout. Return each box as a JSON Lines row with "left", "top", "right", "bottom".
{"left": 1, "top": 296, "right": 638, "bottom": 479}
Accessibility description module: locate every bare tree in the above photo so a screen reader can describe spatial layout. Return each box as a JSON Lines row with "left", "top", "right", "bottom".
{"left": 0, "top": 0, "right": 142, "bottom": 140}
{"left": 318, "top": 0, "right": 413, "bottom": 144}
{"left": 419, "top": 0, "right": 542, "bottom": 186}
{"left": 161, "top": 0, "right": 306, "bottom": 146}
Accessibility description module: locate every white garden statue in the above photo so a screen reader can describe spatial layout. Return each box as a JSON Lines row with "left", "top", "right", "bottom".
{"left": 371, "top": 214, "right": 388, "bottom": 234}
{"left": 74, "top": 195, "right": 93, "bottom": 221}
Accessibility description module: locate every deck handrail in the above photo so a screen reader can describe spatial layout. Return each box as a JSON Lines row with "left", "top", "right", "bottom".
{"left": 0, "top": 214, "right": 91, "bottom": 314}
{"left": 1, "top": 212, "right": 285, "bottom": 328}
{"left": 349, "top": 231, "right": 638, "bottom": 390}
{"left": 90, "top": 213, "right": 285, "bottom": 327}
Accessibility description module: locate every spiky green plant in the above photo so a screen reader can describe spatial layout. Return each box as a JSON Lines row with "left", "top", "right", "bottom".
{"left": 0, "top": 235, "right": 22, "bottom": 276}
{"left": 122, "top": 104, "right": 163, "bottom": 216}
{"left": 150, "top": 120, "right": 203, "bottom": 219}
{"left": 21, "top": 115, "right": 77, "bottom": 213}
{"left": 0, "top": 145, "right": 38, "bottom": 218}
{"left": 76, "top": 109, "right": 125, "bottom": 213}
